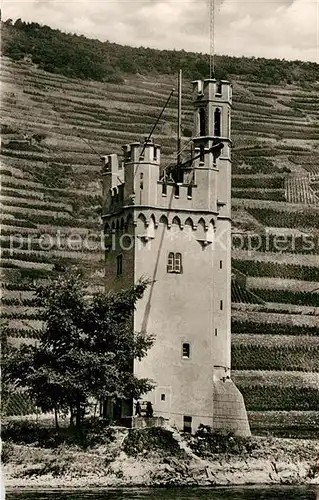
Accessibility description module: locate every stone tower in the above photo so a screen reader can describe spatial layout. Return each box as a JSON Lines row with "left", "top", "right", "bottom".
{"left": 102, "top": 78, "right": 250, "bottom": 436}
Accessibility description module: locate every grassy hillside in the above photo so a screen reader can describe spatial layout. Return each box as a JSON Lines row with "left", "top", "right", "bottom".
{"left": 1, "top": 21, "right": 319, "bottom": 435}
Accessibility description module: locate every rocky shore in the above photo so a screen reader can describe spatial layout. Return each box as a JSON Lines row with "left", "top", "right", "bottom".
{"left": 3, "top": 427, "right": 319, "bottom": 489}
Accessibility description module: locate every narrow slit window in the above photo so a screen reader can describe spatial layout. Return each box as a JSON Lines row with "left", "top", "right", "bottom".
{"left": 220, "top": 260, "right": 223, "bottom": 269}
{"left": 116, "top": 254, "right": 123, "bottom": 276}
{"left": 175, "top": 184, "right": 180, "bottom": 197}
{"left": 214, "top": 108, "right": 221, "bottom": 137}
{"left": 215, "top": 328, "right": 218, "bottom": 336}
{"left": 200, "top": 145, "right": 205, "bottom": 163}
{"left": 154, "top": 147, "right": 158, "bottom": 161}
{"left": 182, "top": 343, "right": 190, "bottom": 358}
{"left": 161, "top": 394, "right": 165, "bottom": 401}
{"left": 162, "top": 182, "right": 167, "bottom": 196}
{"left": 220, "top": 300, "right": 223, "bottom": 311}
{"left": 187, "top": 185, "right": 192, "bottom": 199}
{"left": 199, "top": 108, "right": 206, "bottom": 136}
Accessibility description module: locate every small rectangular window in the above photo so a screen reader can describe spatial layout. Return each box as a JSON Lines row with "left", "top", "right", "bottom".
{"left": 215, "top": 328, "right": 218, "bottom": 336}
{"left": 154, "top": 147, "right": 158, "bottom": 161}
{"left": 161, "top": 394, "right": 165, "bottom": 401}
{"left": 175, "top": 184, "right": 180, "bottom": 198}
{"left": 167, "top": 252, "right": 183, "bottom": 274}
{"left": 116, "top": 254, "right": 123, "bottom": 276}
{"left": 220, "top": 300, "right": 223, "bottom": 311}
{"left": 162, "top": 183, "right": 167, "bottom": 196}
{"left": 187, "top": 186, "right": 192, "bottom": 199}
{"left": 183, "top": 415, "right": 192, "bottom": 433}
{"left": 220, "top": 260, "right": 223, "bottom": 269}
{"left": 182, "top": 343, "right": 190, "bottom": 358}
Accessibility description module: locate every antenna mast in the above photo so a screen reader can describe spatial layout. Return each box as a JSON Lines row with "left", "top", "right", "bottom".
{"left": 177, "top": 69, "right": 182, "bottom": 168}
{"left": 209, "top": 0, "right": 215, "bottom": 78}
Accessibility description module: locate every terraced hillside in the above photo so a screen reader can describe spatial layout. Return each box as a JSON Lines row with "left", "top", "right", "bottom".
{"left": 1, "top": 51, "right": 319, "bottom": 434}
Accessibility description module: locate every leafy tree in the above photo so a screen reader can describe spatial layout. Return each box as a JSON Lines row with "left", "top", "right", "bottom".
{"left": 4, "top": 271, "right": 154, "bottom": 428}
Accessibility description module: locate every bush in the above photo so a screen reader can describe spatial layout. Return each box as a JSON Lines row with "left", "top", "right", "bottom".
{"left": 190, "top": 425, "right": 258, "bottom": 457}
{"left": 1, "top": 418, "right": 116, "bottom": 449}
{"left": 123, "top": 427, "right": 185, "bottom": 458}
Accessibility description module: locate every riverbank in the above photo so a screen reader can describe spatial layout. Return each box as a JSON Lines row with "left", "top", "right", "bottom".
{"left": 3, "top": 427, "right": 319, "bottom": 489}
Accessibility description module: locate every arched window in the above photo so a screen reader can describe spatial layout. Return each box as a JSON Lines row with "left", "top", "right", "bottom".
{"left": 214, "top": 108, "right": 221, "bottom": 137}
{"left": 199, "top": 108, "right": 206, "bottom": 136}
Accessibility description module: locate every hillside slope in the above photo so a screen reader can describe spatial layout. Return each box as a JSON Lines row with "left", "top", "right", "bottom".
{"left": 1, "top": 30, "right": 319, "bottom": 435}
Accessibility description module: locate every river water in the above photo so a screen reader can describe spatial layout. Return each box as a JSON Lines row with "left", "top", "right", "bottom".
{"left": 5, "top": 486, "right": 319, "bottom": 500}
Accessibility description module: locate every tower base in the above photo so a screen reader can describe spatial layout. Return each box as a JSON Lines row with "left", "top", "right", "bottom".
{"left": 212, "top": 379, "right": 251, "bottom": 437}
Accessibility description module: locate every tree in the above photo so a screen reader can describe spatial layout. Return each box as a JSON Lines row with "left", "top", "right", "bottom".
{"left": 4, "top": 271, "right": 154, "bottom": 428}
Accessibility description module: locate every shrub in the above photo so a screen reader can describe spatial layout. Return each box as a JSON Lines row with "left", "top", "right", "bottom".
{"left": 123, "top": 427, "right": 185, "bottom": 458}
{"left": 1, "top": 418, "right": 116, "bottom": 449}
{"left": 190, "top": 425, "right": 258, "bottom": 457}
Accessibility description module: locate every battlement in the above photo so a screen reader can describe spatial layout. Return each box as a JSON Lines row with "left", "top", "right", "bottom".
{"left": 192, "top": 79, "right": 232, "bottom": 104}
{"left": 122, "top": 137, "right": 160, "bottom": 165}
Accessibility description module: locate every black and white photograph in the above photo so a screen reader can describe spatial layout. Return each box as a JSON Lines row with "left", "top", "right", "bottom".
{"left": 0, "top": 1, "right": 319, "bottom": 499}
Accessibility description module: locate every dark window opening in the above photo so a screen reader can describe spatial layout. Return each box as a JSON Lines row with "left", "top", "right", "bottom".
{"left": 214, "top": 108, "right": 221, "bottom": 137}
{"left": 162, "top": 183, "right": 167, "bottom": 195}
{"left": 200, "top": 145, "right": 205, "bottom": 163}
{"left": 199, "top": 108, "right": 206, "bottom": 136}
{"left": 183, "top": 415, "right": 192, "bottom": 433}
{"left": 116, "top": 254, "right": 123, "bottom": 276}
{"left": 175, "top": 184, "right": 180, "bottom": 197}
{"left": 215, "top": 328, "right": 218, "bottom": 336}
{"left": 216, "top": 82, "right": 222, "bottom": 95}
{"left": 187, "top": 185, "right": 192, "bottom": 198}
{"left": 182, "top": 343, "right": 190, "bottom": 358}
{"left": 220, "top": 260, "right": 223, "bottom": 269}
{"left": 154, "top": 147, "right": 158, "bottom": 161}
{"left": 220, "top": 300, "right": 223, "bottom": 311}
{"left": 161, "top": 394, "right": 165, "bottom": 401}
